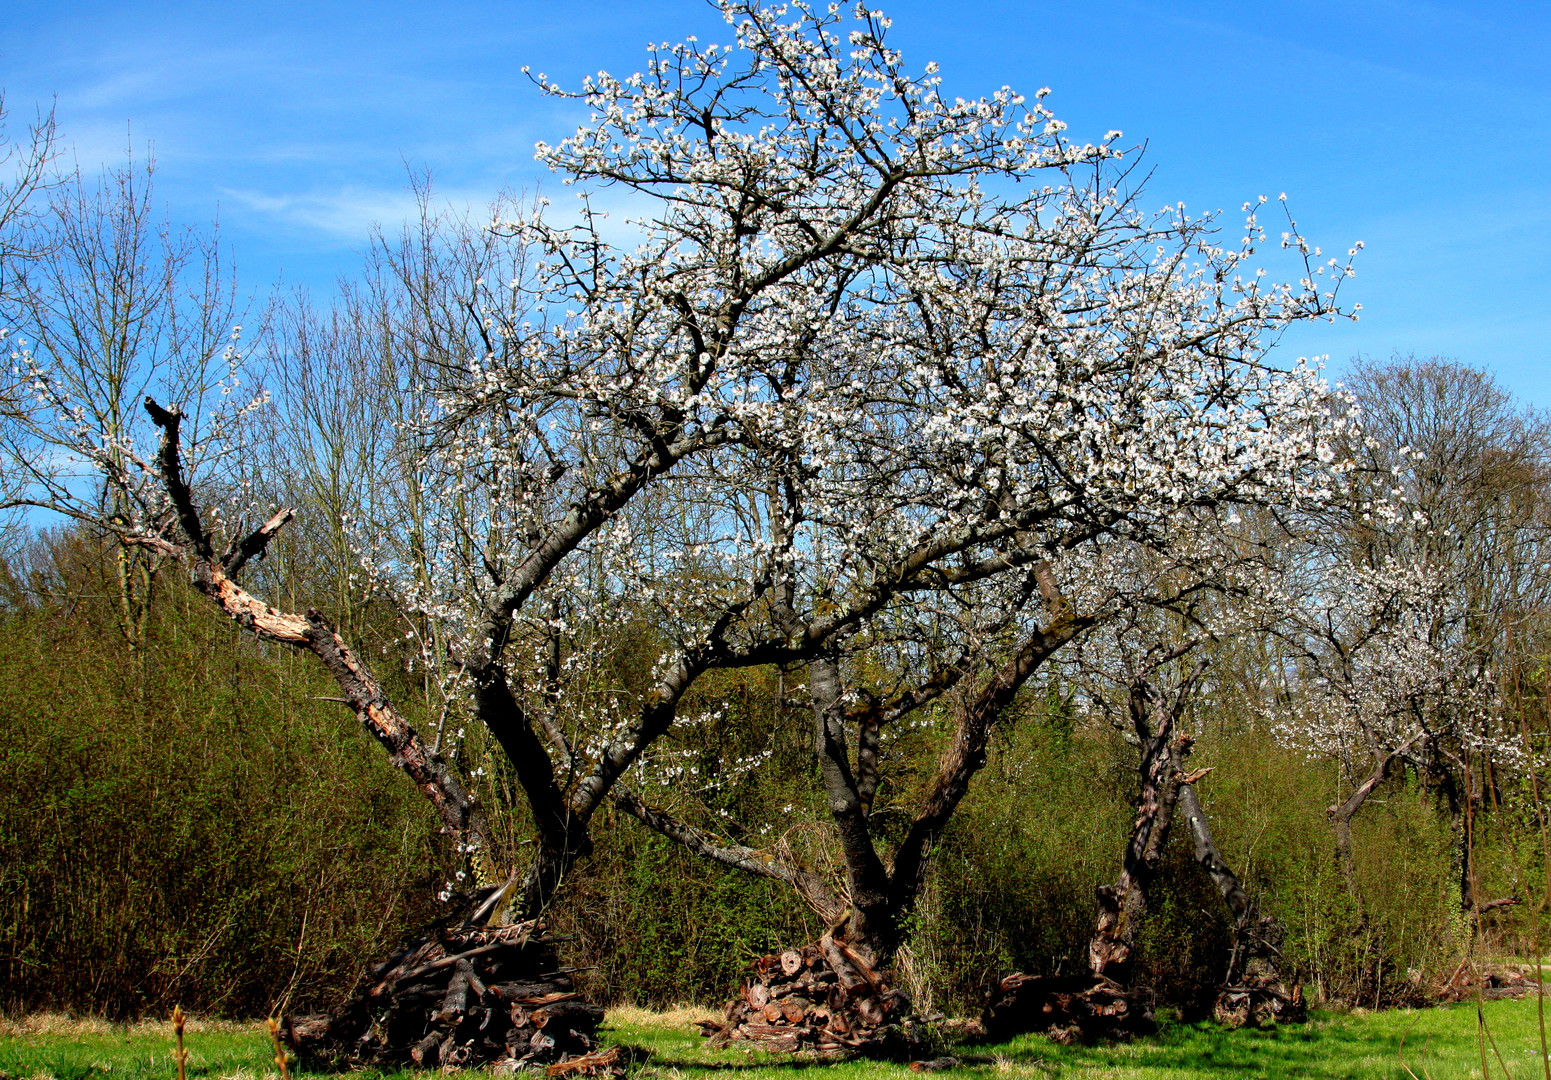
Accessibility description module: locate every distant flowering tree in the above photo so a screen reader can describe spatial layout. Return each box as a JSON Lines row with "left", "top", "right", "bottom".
{"left": 1276, "top": 549, "right": 1510, "bottom": 907}
{"left": 1274, "top": 360, "right": 1551, "bottom": 918}
{"left": 3, "top": 0, "right": 1358, "bottom": 950}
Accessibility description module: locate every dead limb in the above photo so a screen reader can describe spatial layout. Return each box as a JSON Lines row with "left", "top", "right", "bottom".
{"left": 144, "top": 398, "right": 492, "bottom": 867}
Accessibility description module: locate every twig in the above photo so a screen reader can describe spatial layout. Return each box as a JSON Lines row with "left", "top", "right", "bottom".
{"left": 266, "top": 1016, "right": 292, "bottom": 1080}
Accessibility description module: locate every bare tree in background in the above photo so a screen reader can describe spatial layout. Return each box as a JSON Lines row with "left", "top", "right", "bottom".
{"left": 1, "top": 148, "right": 247, "bottom": 649}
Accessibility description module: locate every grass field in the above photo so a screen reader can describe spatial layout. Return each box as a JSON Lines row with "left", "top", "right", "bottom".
{"left": 2, "top": 1000, "right": 1548, "bottom": 1080}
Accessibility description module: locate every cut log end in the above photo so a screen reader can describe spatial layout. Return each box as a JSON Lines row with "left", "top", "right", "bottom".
{"left": 703, "top": 931, "right": 929, "bottom": 1060}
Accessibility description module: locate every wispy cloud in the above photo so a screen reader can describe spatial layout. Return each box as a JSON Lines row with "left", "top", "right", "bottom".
{"left": 218, "top": 185, "right": 426, "bottom": 241}
{"left": 217, "top": 179, "right": 666, "bottom": 251}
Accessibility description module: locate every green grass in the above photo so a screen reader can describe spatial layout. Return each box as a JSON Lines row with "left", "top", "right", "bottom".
{"left": 4, "top": 1001, "right": 1550, "bottom": 1080}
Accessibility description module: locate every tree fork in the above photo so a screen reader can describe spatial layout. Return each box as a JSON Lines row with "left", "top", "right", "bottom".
{"left": 1177, "top": 777, "right": 1306, "bottom": 1025}
{"left": 143, "top": 397, "right": 495, "bottom": 878}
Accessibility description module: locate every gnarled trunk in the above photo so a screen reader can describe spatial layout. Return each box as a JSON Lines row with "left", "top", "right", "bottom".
{"left": 986, "top": 676, "right": 1186, "bottom": 1044}
{"left": 810, "top": 653, "right": 899, "bottom": 962}
{"left": 1176, "top": 780, "right": 1305, "bottom": 1025}
{"left": 1086, "top": 678, "right": 1189, "bottom": 981}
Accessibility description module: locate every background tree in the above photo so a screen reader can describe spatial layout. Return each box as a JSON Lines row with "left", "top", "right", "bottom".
{"left": 0, "top": 150, "right": 249, "bottom": 652}
{"left": 1279, "top": 361, "right": 1551, "bottom": 912}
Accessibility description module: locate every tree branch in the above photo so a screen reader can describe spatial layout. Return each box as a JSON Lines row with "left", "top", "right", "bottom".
{"left": 143, "top": 397, "right": 492, "bottom": 869}
{"left": 613, "top": 786, "right": 846, "bottom": 925}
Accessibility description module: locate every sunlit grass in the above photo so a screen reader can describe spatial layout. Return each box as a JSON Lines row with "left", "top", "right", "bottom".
{"left": 3, "top": 999, "right": 1549, "bottom": 1080}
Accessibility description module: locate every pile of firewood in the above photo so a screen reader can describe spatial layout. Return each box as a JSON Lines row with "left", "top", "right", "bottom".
{"left": 981, "top": 973, "right": 1155, "bottom": 1045}
{"left": 1440, "top": 961, "right": 1544, "bottom": 1003}
{"left": 1212, "top": 976, "right": 1306, "bottom": 1027}
{"left": 698, "top": 931, "right": 926, "bottom": 1059}
{"left": 282, "top": 919, "right": 616, "bottom": 1074}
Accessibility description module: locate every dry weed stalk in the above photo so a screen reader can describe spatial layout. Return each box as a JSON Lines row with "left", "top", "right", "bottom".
{"left": 266, "top": 1016, "right": 292, "bottom": 1080}
{"left": 172, "top": 1005, "right": 188, "bottom": 1080}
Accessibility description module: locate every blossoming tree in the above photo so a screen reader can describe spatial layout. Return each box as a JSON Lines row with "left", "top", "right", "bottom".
{"left": 1274, "top": 360, "right": 1551, "bottom": 933}
{"left": 6, "top": 4, "right": 1358, "bottom": 1034}
{"left": 560, "top": 0, "right": 1360, "bottom": 997}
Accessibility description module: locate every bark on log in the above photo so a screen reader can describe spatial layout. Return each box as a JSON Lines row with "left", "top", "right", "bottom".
{"left": 143, "top": 399, "right": 496, "bottom": 875}
{"left": 981, "top": 973, "right": 1156, "bottom": 1044}
{"left": 281, "top": 916, "right": 612, "bottom": 1073}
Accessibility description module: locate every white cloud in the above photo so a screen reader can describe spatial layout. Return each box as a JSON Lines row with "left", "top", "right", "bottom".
{"left": 218, "top": 185, "right": 428, "bottom": 241}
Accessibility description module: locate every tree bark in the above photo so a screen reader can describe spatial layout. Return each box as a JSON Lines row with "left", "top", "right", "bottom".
{"left": 617, "top": 590, "right": 1084, "bottom": 971}
{"left": 1176, "top": 781, "right": 1283, "bottom": 983}
{"left": 1177, "top": 778, "right": 1307, "bottom": 1024}
{"left": 809, "top": 652, "right": 896, "bottom": 961}
{"left": 144, "top": 400, "right": 495, "bottom": 875}
{"left": 887, "top": 602, "right": 1082, "bottom": 923}
{"left": 1086, "top": 678, "right": 1188, "bottom": 982}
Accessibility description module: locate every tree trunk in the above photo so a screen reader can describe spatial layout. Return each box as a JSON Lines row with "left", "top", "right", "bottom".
{"left": 1176, "top": 779, "right": 1305, "bottom": 1025}
{"left": 1176, "top": 781, "right": 1255, "bottom": 981}
{"left": 985, "top": 669, "right": 1192, "bottom": 1044}
{"left": 810, "top": 653, "right": 897, "bottom": 963}
{"left": 1326, "top": 739, "right": 1414, "bottom": 917}
{"left": 887, "top": 591, "right": 1081, "bottom": 928}
{"left": 1087, "top": 679, "right": 1187, "bottom": 982}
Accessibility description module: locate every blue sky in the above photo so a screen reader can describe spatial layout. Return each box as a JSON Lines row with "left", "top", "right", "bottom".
{"left": 5, "top": 0, "right": 1549, "bottom": 406}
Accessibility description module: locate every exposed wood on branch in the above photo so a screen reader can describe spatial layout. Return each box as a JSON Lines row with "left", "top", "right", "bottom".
{"left": 143, "top": 398, "right": 492, "bottom": 865}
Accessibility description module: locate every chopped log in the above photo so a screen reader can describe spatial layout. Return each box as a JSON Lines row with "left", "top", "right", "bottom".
{"left": 1213, "top": 978, "right": 1307, "bottom": 1026}
{"left": 909, "top": 1057, "right": 959, "bottom": 1072}
{"left": 491, "top": 984, "right": 580, "bottom": 1005}
{"left": 702, "top": 931, "right": 927, "bottom": 1060}
{"left": 981, "top": 972, "right": 1156, "bottom": 1044}
{"left": 410, "top": 1030, "right": 443, "bottom": 1067}
{"left": 1440, "top": 962, "right": 1544, "bottom": 1003}
{"left": 281, "top": 917, "right": 605, "bottom": 1072}
{"left": 439, "top": 963, "right": 472, "bottom": 1021}
{"left": 534, "top": 1002, "right": 605, "bottom": 1030}
{"left": 546, "top": 1045, "right": 623, "bottom": 1077}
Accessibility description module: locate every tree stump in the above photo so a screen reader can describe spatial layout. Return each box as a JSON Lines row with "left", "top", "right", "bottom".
{"left": 697, "top": 931, "right": 928, "bottom": 1059}
{"left": 281, "top": 919, "right": 615, "bottom": 1073}
{"left": 981, "top": 973, "right": 1156, "bottom": 1044}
